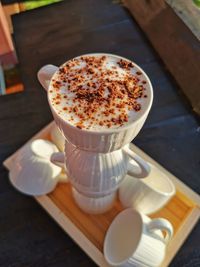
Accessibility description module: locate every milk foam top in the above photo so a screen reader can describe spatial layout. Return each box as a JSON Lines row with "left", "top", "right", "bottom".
{"left": 49, "top": 54, "right": 152, "bottom": 130}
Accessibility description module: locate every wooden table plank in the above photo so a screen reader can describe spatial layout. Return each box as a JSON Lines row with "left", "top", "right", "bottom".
{"left": 124, "top": 0, "right": 200, "bottom": 115}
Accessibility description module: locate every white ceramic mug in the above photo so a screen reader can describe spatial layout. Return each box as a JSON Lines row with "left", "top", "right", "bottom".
{"left": 50, "top": 123, "right": 65, "bottom": 151}
{"left": 37, "top": 53, "right": 153, "bottom": 153}
{"left": 119, "top": 163, "right": 176, "bottom": 215}
{"left": 72, "top": 188, "right": 117, "bottom": 214}
{"left": 104, "top": 208, "right": 173, "bottom": 267}
{"left": 51, "top": 142, "right": 151, "bottom": 198}
{"left": 9, "top": 139, "right": 63, "bottom": 196}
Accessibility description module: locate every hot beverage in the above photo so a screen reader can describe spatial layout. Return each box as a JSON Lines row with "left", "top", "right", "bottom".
{"left": 48, "top": 54, "right": 150, "bottom": 130}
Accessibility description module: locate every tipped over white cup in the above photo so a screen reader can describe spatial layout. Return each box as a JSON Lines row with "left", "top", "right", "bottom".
{"left": 119, "top": 163, "right": 176, "bottom": 215}
{"left": 104, "top": 208, "right": 173, "bottom": 267}
{"left": 9, "top": 139, "right": 63, "bottom": 196}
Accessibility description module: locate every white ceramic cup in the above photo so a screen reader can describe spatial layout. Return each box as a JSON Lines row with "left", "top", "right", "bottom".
{"left": 104, "top": 208, "right": 173, "bottom": 267}
{"left": 119, "top": 163, "right": 176, "bottom": 215}
{"left": 9, "top": 139, "right": 63, "bottom": 196}
{"left": 72, "top": 188, "right": 116, "bottom": 214}
{"left": 50, "top": 123, "right": 65, "bottom": 151}
{"left": 50, "top": 142, "right": 151, "bottom": 198}
{"left": 37, "top": 53, "right": 153, "bottom": 153}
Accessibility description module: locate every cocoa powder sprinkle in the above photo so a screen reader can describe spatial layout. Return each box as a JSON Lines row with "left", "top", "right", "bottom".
{"left": 50, "top": 55, "right": 148, "bottom": 129}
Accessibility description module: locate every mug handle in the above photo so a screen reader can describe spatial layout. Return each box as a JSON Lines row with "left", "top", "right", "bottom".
{"left": 37, "top": 64, "right": 59, "bottom": 91}
{"left": 123, "top": 145, "right": 151, "bottom": 179}
{"left": 147, "top": 218, "right": 173, "bottom": 244}
{"left": 50, "top": 152, "right": 65, "bottom": 169}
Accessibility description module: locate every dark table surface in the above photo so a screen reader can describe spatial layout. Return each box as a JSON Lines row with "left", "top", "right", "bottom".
{"left": 0, "top": 0, "right": 200, "bottom": 266}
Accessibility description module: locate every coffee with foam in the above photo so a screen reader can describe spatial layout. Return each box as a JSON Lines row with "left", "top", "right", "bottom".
{"left": 49, "top": 54, "right": 151, "bottom": 130}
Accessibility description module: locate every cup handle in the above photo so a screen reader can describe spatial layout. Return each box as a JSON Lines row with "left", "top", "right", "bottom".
{"left": 147, "top": 218, "right": 173, "bottom": 244}
{"left": 50, "top": 152, "right": 65, "bottom": 169}
{"left": 123, "top": 145, "right": 151, "bottom": 179}
{"left": 37, "top": 64, "right": 59, "bottom": 91}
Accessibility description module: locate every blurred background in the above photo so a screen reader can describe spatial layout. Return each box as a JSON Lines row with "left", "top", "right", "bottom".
{"left": 0, "top": 0, "right": 62, "bottom": 95}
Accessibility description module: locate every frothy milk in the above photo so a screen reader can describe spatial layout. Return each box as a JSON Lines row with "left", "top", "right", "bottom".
{"left": 49, "top": 54, "right": 151, "bottom": 130}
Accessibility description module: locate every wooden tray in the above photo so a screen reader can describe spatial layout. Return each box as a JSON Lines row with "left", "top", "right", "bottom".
{"left": 3, "top": 122, "right": 200, "bottom": 267}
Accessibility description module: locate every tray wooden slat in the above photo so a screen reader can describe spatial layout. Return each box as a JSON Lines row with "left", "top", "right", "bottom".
{"left": 3, "top": 122, "right": 200, "bottom": 267}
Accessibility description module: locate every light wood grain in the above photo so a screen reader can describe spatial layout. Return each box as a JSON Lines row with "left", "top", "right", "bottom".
{"left": 3, "top": 121, "right": 200, "bottom": 267}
